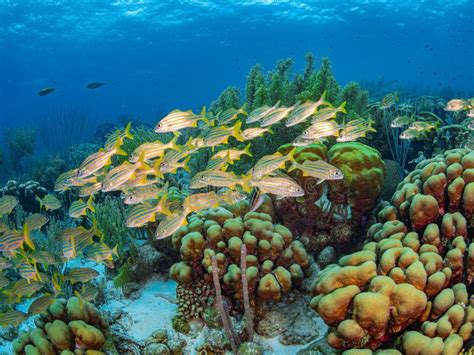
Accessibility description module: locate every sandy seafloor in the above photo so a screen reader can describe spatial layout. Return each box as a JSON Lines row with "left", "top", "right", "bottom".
{"left": 0, "top": 260, "right": 327, "bottom": 354}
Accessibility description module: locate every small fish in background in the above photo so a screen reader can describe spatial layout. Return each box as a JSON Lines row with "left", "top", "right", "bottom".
{"left": 28, "top": 294, "right": 55, "bottom": 315}
{"left": 408, "top": 121, "right": 438, "bottom": 132}
{"left": 337, "top": 119, "right": 377, "bottom": 142}
{"left": 85, "top": 243, "right": 119, "bottom": 268}
{"left": 0, "top": 195, "right": 19, "bottom": 217}
{"left": 66, "top": 267, "right": 99, "bottom": 283}
{"left": 0, "top": 310, "right": 27, "bottom": 327}
{"left": 86, "top": 82, "right": 105, "bottom": 89}
{"left": 68, "top": 196, "right": 95, "bottom": 218}
{"left": 379, "top": 92, "right": 398, "bottom": 109}
{"left": 444, "top": 98, "right": 468, "bottom": 111}
{"left": 390, "top": 115, "right": 414, "bottom": 128}
{"left": 399, "top": 128, "right": 425, "bottom": 140}
{"left": 37, "top": 87, "right": 55, "bottom": 96}
{"left": 288, "top": 160, "right": 343, "bottom": 184}
{"left": 36, "top": 194, "right": 62, "bottom": 211}
{"left": 24, "top": 213, "right": 49, "bottom": 231}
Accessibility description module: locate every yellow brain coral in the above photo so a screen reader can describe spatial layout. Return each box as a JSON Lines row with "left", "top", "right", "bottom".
{"left": 310, "top": 148, "right": 474, "bottom": 352}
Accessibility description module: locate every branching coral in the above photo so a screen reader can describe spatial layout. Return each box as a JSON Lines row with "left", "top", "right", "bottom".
{"left": 310, "top": 148, "right": 474, "bottom": 353}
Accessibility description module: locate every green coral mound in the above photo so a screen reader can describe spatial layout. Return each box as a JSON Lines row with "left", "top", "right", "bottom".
{"left": 328, "top": 142, "right": 386, "bottom": 214}
{"left": 170, "top": 207, "right": 310, "bottom": 314}
{"left": 12, "top": 297, "right": 111, "bottom": 354}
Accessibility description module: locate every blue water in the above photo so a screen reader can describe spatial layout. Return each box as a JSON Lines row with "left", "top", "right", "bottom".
{"left": 0, "top": 0, "right": 473, "bottom": 128}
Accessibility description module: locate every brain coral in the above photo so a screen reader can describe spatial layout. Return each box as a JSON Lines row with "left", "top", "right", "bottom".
{"left": 310, "top": 148, "right": 474, "bottom": 353}
{"left": 170, "top": 207, "right": 310, "bottom": 314}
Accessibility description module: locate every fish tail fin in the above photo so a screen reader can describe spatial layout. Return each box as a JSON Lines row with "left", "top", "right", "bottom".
{"left": 87, "top": 195, "right": 95, "bottom": 213}
{"left": 268, "top": 127, "right": 274, "bottom": 134}
{"left": 22, "top": 223, "right": 35, "bottom": 251}
{"left": 232, "top": 121, "right": 245, "bottom": 142}
{"left": 112, "top": 245, "right": 119, "bottom": 258}
{"left": 153, "top": 157, "right": 165, "bottom": 179}
{"left": 288, "top": 146, "right": 297, "bottom": 164}
{"left": 240, "top": 103, "right": 248, "bottom": 116}
{"left": 339, "top": 101, "right": 347, "bottom": 114}
{"left": 225, "top": 151, "right": 233, "bottom": 165}
{"left": 182, "top": 156, "right": 191, "bottom": 173}
{"left": 124, "top": 122, "right": 133, "bottom": 140}
{"left": 273, "top": 99, "right": 281, "bottom": 108}
{"left": 136, "top": 151, "right": 150, "bottom": 170}
{"left": 170, "top": 134, "right": 181, "bottom": 152}
{"left": 244, "top": 143, "right": 253, "bottom": 157}
{"left": 158, "top": 193, "right": 172, "bottom": 216}
{"left": 35, "top": 195, "right": 43, "bottom": 210}
{"left": 287, "top": 162, "right": 297, "bottom": 173}
{"left": 185, "top": 136, "right": 194, "bottom": 150}
{"left": 114, "top": 140, "right": 127, "bottom": 156}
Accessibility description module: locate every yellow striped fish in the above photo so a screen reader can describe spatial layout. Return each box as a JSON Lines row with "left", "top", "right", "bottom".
{"left": 246, "top": 101, "right": 280, "bottom": 124}
{"left": 77, "top": 141, "right": 126, "bottom": 178}
{"left": 203, "top": 121, "right": 245, "bottom": 147}
{"left": 68, "top": 196, "right": 95, "bottom": 218}
{"left": 155, "top": 107, "right": 208, "bottom": 133}
{"left": 311, "top": 101, "right": 346, "bottom": 123}
{"left": 36, "top": 194, "right": 62, "bottom": 211}
{"left": 300, "top": 120, "right": 341, "bottom": 140}
{"left": 121, "top": 183, "right": 167, "bottom": 205}
{"left": 126, "top": 193, "right": 171, "bottom": 227}
{"left": 260, "top": 106, "right": 295, "bottom": 127}
{"left": 0, "top": 195, "right": 19, "bottom": 217}
{"left": 102, "top": 162, "right": 138, "bottom": 192}
{"left": 286, "top": 92, "right": 330, "bottom": 127}
{"left": 24, "top": 213, "right": 49, "bottom": 230}
{"left": 250, "top": 174, "right": 304, "bottom": 198}
{"left": 250, "top": 148, "right": 296, "bottom": 179}
{"left": 190, "top": 170, "right": 240, "bottom": 189}
{"left": 129, "top": 135, "right": 180, "bottom": 163}
{"left": 0, "top": 310, "right": 27, "bottom": 326}
{"left": 104, "top": 122, "right": 133, "bottom": 151}
{"left": 288, "top": 160, "right": 344, "bottom": 183}
{"left": 211, "top": 143, "right": 252, "bottom": 162}
{"left": 66, "top": 267, "right": 99, "bottom": 283}
{"left": 241, "top": 126, "right": 273, "bottom": 141}
{"left": 85, "top": 243, "right": 118, "bottom": 268}
{"left": 54, "top": 169, "right": 78, "bottom": 191}
{"left": 79, "top": 182, "right": 103, "bottom": 197}
{"left": 28, "top": 294, "right": 55, "bottom": 315}
{"left": 217, "top": 105, "right": 247, "bottom": 125}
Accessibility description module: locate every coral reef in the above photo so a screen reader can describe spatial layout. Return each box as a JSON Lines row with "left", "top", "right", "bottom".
{"left": 0, "top": 180, "right": 48, "bottom": 213}
{"left": 309, "top": 148, "right": 474, "bottom": 353}
{"left": 170, "top": 207, "right": 310, "bottom": 319}
{"left": 274, "top": 142, "right": 385, "bottom": 255}
{"left": 12, "top": 297, "right": 111, "bottom": 354}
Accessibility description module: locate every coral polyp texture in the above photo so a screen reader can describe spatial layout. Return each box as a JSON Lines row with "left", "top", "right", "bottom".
{"left": 12, "top": 297, "right": 111, "bottom": 354}
{"left": 310, "top": 148, "right": 474, "bottom": 353}
{"left": 170, "top": 207, "right": 310, "bottom": 317}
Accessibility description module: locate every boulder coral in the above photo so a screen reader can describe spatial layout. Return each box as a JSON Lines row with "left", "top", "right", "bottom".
{"left": 274, "top": 142, "right": 385, "bottom": 254}
{"left": 12, "top": 297, "right": 110, "bottom": 354}
{"left": 170, "top": 207, "right": 310, "bottom": 316}
{"left": 310, "top": 149, "right": 474, "bottom": 353}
